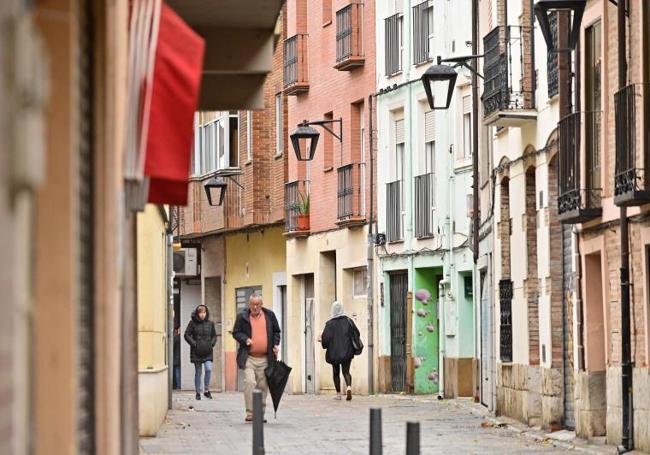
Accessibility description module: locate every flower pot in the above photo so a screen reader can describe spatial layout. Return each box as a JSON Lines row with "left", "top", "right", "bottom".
{"left": 297, "top": 214, "right": 310, "bottom": 231}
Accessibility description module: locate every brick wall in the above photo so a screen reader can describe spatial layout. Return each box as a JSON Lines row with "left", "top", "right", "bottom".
{"left": 286, "top": 0, "right": 376, "bottom": 233}
{"left": 548, "top": 151, "right": 565, "bottom": 368}
{"left": 500, "top": 178, "right": 511, "bottom": 278}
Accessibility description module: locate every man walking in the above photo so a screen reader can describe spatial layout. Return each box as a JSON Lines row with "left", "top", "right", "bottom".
{"left": 232, "top": 294, "right": 281, "bottom": 422}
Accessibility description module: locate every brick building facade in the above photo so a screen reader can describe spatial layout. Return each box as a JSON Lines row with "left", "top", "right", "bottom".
{"left": 283, "top": 0, "right": 376, "bottom": 395}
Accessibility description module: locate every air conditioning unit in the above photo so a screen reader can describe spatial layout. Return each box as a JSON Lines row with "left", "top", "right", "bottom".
{"left": 174, "top": 248, "right": 198, "bottom": 277}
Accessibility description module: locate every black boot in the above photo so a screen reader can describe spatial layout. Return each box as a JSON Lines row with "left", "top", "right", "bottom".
{"left": 204, "top": 391, "right": 212, "bottom": 399}
{"left": 195, "top": 392, "right": 201, "bottom": 400}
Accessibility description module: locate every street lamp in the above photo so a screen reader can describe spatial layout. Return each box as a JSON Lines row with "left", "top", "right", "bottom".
{"left": 203, "top": 176, "right": 227, "bottom": 206}
{"left": 534, "top": 0, "right": 586, "bottom": 52}
{"left": 290, "top": 118, "right": 343, "bottom": 162}
{"left": 290, "top": 122, "right": 320, "bottom": 161}
{"left": 203, "top": 172, "right": 245, "bottom": 206}
{"left": 421, "top": 63, "right": 459, "bottom": 110}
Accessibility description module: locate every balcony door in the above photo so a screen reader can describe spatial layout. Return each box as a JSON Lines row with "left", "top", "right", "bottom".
{"left": 585, "top": 22, "right": 602, "bottom": 196}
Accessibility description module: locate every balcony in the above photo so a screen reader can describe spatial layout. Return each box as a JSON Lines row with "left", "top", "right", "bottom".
{"left": 336, "top": 163, "right": 366, "bottom": 227}
{"left": 334, "top": 3, "right": 365, "bottom": 71}
{"left": 283, "top": 34, "right": 309, "bottom": 95}
{"left": 386, "top": 180, "right": 403, "bottom": 242}
{"left": 284, "top": 180, "right": 310, "bottom": 238}
{"left": 482, "top": 26, "right": 536, "bottom": 127}
{"left": 557, "top": 111, "right": 603, "bottom": 224}
{"left": 499, "top": 279, "right": 513, "bottom": 363}
{"left": 614, "top": 83, "right": 650, "bottom": 206}
{"left": 414, "top": 173, "right": 434, "bottom": 238}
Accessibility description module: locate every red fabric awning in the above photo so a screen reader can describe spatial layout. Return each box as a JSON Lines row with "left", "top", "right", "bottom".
{"left": 144, "top": 1, "right": 204, "bottom": 205}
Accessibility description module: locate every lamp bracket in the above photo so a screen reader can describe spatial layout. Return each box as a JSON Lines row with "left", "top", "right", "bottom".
{"left": 439, "top": 55, "right": 485, "bottom": 80}
{"left": 224, "top": 175, "right": 244, "bottom": 190}
{"left": 302, "top": 118, "right": 343, "bottom": 142}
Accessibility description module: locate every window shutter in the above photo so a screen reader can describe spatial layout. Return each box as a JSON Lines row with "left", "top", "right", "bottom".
{"left": 424, "top": 110, "right": 435, "bottom": 143}
{"left": 463, "top": 95, "right": 472, "bottom": 114}
{"left": 395, "top": 119, "right": 405, "bottom": 144}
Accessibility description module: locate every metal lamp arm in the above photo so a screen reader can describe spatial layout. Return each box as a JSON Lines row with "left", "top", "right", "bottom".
{"left": 306, "top": 118, "right": 343, "bottom": 142}
{"left": 225, "top": 175, "right": 244, "bottom": 190}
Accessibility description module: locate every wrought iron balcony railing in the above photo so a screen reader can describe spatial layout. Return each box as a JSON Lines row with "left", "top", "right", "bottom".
{"left": 336, "top": 163, "right": 366, "bottom": 225}
{"left": 284, "top": 180, "right": 309, "bottom": 234}
{"left": 547, "top": 12, "right": 559, "bottom": 99}
{"left": 499, "top": 279, "right": 513, "bottom": 363}
{"left": 557, "top": 111, "right": 603, "bottom": 223}
{"left": 386, "top": 180, "right": 403, "bottom": 242}
{"left": 335, "top": 3, "right": 365, "bottom": 70}
{"left": 482, "top": 26, "right": 535, "bottom": 126}
{"left": 414, "top": 172, "right": 434, "bottom": 238}
{"left": 284, "top": 34, "right": 309, "bottom": 95}
{"left": 614, "top": 83, "right": 650, "bottom": 206}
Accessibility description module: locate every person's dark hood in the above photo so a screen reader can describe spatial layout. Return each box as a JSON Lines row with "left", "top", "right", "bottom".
{"left": 191, "top": 305, "right": 210, "bottom": 323}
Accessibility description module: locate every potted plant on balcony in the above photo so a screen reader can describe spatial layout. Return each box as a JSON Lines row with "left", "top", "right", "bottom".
{"left": 296, "top": 191, "right": 310, "bottom": 231}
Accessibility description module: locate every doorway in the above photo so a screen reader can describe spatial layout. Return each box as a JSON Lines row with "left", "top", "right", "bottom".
{"left": 390, "top": 272, "right": 408, "bottom": 392}
{"left": 479, "top": 269, "right": 495, "bottom": 409}
{"left": 235, "top": 286, "right": 262, "bottom": 391}
{"left": 303, "top": 275, "right": 315, "bottom": 393}
{"left": 204, "top": 277, "right": 222, "bottom": 391}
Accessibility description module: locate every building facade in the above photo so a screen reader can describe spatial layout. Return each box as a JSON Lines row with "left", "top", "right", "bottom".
{"left": 553, "top": 0, "right": 650, "bottom": 449}
{"left": 375, "top": 0, "right": 476, "bottom": 397}
{"left": 137, "top": 205, "right": 171, "bottom": 436}
{"left": 283, "top": 0, "right": 376, "bottom": 395}
{"left": 478, "top": 0, "right": 570, "bottom": 429}
{"left": 175, "top": 7, "right": 288, "bottom": 394}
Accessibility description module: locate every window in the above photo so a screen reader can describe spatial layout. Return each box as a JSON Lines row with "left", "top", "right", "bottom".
{"left": 585, "top": 22, "right": 602, "bottom": 192}
{"left": 412, "top": 1, "right": 433, "bottom": 65}
{"left": 460, "top": 95, "right": 472, "bottom": 161}
{"left": 353, "top": 268, "right": 368, "bottom": 297}
{"left": 228, "top": 112, "right": 239, "bottom": 168}
{"left": 275, "top": 94, "right": 283, "bottom": 155}
{"left": 424, "top": 109, "right": 435, "bottom": 175}
{"left": 359, "top": 105, "right": 366, "bottom": 215}
{"left": 323, "top": 111, "right": 334, "bottom": 170}
{"left": 323, "top": 0, "right": 332, "bottom": 24}
{"left": 247, "top": 111, "right": 253, "bottom": 162}
{"left": 385, "top": 13, "right": 403, "bottom": 76}
{"left": 191, "top": 111, "right": 240, "bottom": 175}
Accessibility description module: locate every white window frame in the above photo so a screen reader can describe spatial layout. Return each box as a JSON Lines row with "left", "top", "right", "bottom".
{"left": 275, "top": 94, "right": 283, "bottom": 155}
{"left": 247, "top": 111, "right": 253, "bottom": 162}
{"left": 462, "top": 111, "right": 472, "bottom": 162}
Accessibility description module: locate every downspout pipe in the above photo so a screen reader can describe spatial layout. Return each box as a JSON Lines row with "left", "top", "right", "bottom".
{"left": 618, "top": 0, "right": 633, "bottom": 451}
{"left": 472, "top": 0, "right": 479, "bottom": 264}
{"left": 367, "top": 94, "right": 375, "bottom": 395}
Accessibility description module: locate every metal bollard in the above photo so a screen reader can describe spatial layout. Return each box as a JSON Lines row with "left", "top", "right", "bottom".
{"left": 406, "top": 422, "right": 420, "bottom": 455}
{"left": 252, "top": 389, "right": 265, "bottom": 455}
{"left": 369, "top": 408, "right": 382, "bottom": 455}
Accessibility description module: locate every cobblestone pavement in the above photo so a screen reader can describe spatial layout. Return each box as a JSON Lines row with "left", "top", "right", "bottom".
{"left": 139, "top": 392, "right": 585, "bottom": 455}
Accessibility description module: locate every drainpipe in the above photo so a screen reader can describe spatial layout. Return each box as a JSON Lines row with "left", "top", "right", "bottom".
{"left": 367, "top": 94, "right": 375, "bottom": 395}
{"left": 472, "top": 0, "right": 479, "bottom": 264}
{"left": 167, "top": 230, "right": 174, "bottom": 409}
{"left": 618, "top": 0, "right": 633, "bottom": 451}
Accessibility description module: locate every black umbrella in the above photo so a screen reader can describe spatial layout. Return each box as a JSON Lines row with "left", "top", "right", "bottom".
{"left": 265, "top": 359, "right": 292, "bottom": 418}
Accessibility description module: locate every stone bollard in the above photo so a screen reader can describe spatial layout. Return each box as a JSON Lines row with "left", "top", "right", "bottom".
{"left": 252, "top": 389, "right": 264, "bottom": 455}
{"left": 406, "top": 422, "right": 420, "bottom": 455}
{"left": 370, "top": 408, "right": 382, "bottom": 455}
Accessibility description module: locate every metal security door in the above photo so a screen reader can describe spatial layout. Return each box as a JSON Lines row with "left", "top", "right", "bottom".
{"left": 77, "top": 0, "right": 96, "bottom": 451}
{"left": 305, "top": 297, "right": 315, "bottom": 393}
{"left": 390, "top": 272, "right": 408, "bottom": 392}
{"left": 236, "top": 286, "right": 262, "bottom": 391}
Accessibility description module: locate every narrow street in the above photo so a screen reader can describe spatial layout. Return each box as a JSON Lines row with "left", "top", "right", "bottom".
{"left": 140, "top": 392, "right": 585, "bottom": 454}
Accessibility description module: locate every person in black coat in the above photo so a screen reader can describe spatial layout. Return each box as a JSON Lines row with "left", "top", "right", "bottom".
{"left": 321, "top": 301, "right": 360, "bottom": 401}
{"left": 184, "top": 305, "right": 217, "bottom": 400}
